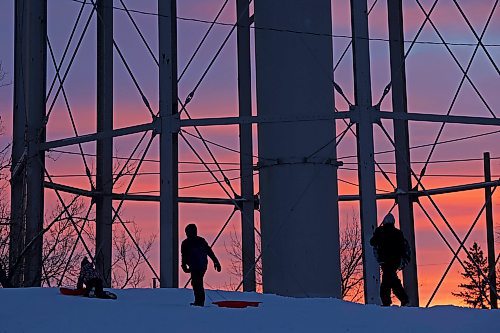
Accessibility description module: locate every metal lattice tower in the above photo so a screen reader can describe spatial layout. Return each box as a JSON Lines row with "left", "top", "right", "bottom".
{"left": 7, "top": 0, "right": 499, "bottom": 308}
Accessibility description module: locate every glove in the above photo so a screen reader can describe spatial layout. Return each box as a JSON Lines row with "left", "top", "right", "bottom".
{"left": 214, "top": 262, "right": 221, "bottom": 272}
{"left": 181, "top": 264, "right": 191, "bottom": 273}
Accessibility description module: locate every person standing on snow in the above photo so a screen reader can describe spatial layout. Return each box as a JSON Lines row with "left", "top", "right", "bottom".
{"left": 77, "top": 257, "right": 105, "bottom": 298}
{"left": 181, "top": 224, "right": 221, "bottom": 306}
{"left": 370, "top": 213, "right": 410, "bottom": 306}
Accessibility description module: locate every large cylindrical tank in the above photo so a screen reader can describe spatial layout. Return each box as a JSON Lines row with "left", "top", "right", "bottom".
{"left": 255, "top": 0, "right": 341, "bottom": 297}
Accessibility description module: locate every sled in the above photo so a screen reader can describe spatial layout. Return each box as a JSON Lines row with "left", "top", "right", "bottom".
{"left": 59, "top": 287, "right": 117, "bottom": 300}
{"left": 212, "top": 300, "right": 261, "bottom": 308}
{"left": 60, "top": 287, "right": 85, "bottom": 296}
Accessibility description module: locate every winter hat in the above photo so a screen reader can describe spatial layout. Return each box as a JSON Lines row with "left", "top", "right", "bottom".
{"left": 185, "top": 224, "right": 198, "bottom": 238}
{"left": 382, "top": 213, "right": 395, "bottom": 225}
{"left": 81, "top": 256, "right": 89, "bottom": 266}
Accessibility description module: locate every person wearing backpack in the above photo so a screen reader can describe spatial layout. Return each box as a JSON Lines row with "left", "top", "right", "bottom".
{"left": 181, "top": 223, "right": 221, "bottom": 306}
{"left": 370, "top": 213, "right": 410, "bottom": 306}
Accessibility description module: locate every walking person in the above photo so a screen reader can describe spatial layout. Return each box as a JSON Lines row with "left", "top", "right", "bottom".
{"left": 181, "top": 223, "right": 221, "bottom": 306}
{"left": 370, "top": 213, "right": 410, "bottom": 306}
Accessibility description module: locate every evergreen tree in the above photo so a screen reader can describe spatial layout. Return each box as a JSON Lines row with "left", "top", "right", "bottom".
{"left": 452, "top": 242, "right": 490, "bottom": 309}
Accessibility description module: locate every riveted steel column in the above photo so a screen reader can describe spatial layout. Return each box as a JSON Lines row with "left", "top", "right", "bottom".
{"left": 484, "top": 152, "right": 497, "bottom": 309}
{"left": 387, "top": 0, "right": 419, "bottom": 306}
{"left": 10, "top": 0, "right": 29, "bottom": 287}
{"left": 96, "top": 0, "right": 113, "bottom": 287}
{"left": 14, "top": 1, "right": 47, "bottom": 287}
{"left": 350, "top": 0, "right": 379, "bottom": 304}
{"left": 159, "top": 0, "right": 179, "bottom": 288}
{"left": 237, "top": 0, "right": 256, "bottom": 292}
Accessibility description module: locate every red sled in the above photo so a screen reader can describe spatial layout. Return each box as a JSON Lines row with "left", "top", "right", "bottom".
{"left": 60, "top": 287, "right": 86, "bottom": 296}
{"left": 60, "top": 287, "right": 117, "bottom": 299}
{"left": 212, "top": 300, "right": 261, "bottom": 308}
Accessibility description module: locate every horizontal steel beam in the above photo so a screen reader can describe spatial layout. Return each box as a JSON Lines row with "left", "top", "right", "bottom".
{"left": 44, "top": 181, "right": 92, "bottom": 196}
{"left": 339, "top": 179, "right": 500, "bottom": 201}
{"left": 375, "top": 110, "right": 500, "bottom": 126}
{"left": 413, "top": 179, "right": 500, "bottom": 197}
{"left": 179, "top": 113, "right": 350, "bottom": 127}
{"left": 40, "top": 120, "right": 158, "bottom": 150}
{"left": 38, "top": 111, "right": 499, "bottom": 151}
{"left": 43, "top": 181, "right": 243, "bottom": 205}
{"left": 47, "top": 178, "right": 499, "bottom": 205}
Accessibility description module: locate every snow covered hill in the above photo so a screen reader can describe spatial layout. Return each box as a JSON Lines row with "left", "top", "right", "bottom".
{"left": 0, "top": 288, "right": 497, "bottom": 332}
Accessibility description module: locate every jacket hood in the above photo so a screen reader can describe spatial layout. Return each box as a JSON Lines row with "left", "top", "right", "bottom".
{"left": 382, "top": 213, "right": 395, "bottom": 225}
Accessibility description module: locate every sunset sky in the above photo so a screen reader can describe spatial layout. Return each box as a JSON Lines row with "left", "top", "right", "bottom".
{"left": 0, "top": 0, "right": 499, "bottom": 306}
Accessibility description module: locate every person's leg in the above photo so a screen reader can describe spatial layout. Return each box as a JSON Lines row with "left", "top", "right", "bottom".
{"left": 94, "top": 278, "right": 105, "bottom": 298}
{"left": 380, "top": 264, "right": 392, "bottom": 306}
{"left": 389, "top": 269, "right": 409, "bottom": 305}
{"left": 191, "top": 270, "right": 206, "bottom": 306}
{"left": 83, "top": 279, "right": 96, "bottom": 297}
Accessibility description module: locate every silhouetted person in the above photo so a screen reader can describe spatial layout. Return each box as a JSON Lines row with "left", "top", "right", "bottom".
{"left": 181, "top": 224, "right": 221, "bottom": 306}
{"left": 370, "top": 213, "right": 410, "bottom": 306}
{"left": 77, "top": 257, "right": 105, "bottom": 298}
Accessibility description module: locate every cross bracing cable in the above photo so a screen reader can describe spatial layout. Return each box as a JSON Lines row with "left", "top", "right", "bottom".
{"left": 375, "top": 0, "right": 440, "bottom": 106}
{"left": 113, "top": 0, "right": 249, "bottom": 196}
{"left": 378, "top": 0, "right": 497, "bottom": 115}
{"left": 46, "top": 0, "right": 88, "bottom": 101}
{"left": 45, "top": 4, "right": 95, "bottom": 124}
{"left": 47, "top": 36, "right": 95, "bottom": 190}
{"left": 178, "top": 0, "right": 231, "bottom": 81}
{"left": 414, "top": 0, "right": 498, "bottom": 182}
{"left": 338, "top": 129, "right": 500, "bottom": 160}
{"left": 425, "top": 183, "right": 499, "bottom": 307}
{"left": 66, "top": 0, "right": 500, "bottom": 47}
{"left": 451, "top": 0, "right": 500, "bottom": 75}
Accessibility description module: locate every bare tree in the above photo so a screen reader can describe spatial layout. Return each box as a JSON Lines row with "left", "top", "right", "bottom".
{"left": 0, "top": 72, "right": 154, "bottom": 288}
{"left": 339, "top": 213, "right": 363, "bottom": 302}
{"left": 41, "top": 200, "right": 88, "bottom": 287}
{"left": 225, "top": 213, "right": 364, "bottom": 301}
{"left": 0, "top": 115, "right": 12, "bottom": 287}
{"left": 0, "top": 62, "right": 11, "bottom": 88}
{"left": 225, "top": 225, "right": 263, "bottom": 292}
{"left": 111, "top": 222, "right": 156, "bottom": 289}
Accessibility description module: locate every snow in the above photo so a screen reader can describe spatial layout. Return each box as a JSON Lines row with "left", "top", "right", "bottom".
{"left": 0, "top": 288, "right": 498, "bottom": 332}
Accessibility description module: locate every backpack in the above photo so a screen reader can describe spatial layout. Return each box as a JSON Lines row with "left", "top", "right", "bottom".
{"left": 399, "top": 238, "right": 411, "bottom": 270}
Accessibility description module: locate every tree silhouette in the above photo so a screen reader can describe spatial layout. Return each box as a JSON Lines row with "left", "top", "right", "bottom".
{"left": 452, "top": 242, "right": 491, "bottom": 309}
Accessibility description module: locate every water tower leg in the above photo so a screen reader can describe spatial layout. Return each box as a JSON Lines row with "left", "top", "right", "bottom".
{"left": 350, "top": 0, "right": 380, "bottom": 304}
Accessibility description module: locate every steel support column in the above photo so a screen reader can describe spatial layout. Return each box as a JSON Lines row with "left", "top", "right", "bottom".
{"left": 159, "top": 0, "right": 179, "bottom": 288}
{"left": 350, "top": 0, "right": 380, "bottom": 304}
{"left": 483, "top": 152, "right": 497, "bottom": 309}
{"left": 387, "top": 0, "right": 419, "bottom": 306}
{"left": 15, "top": 0, "right": 47, "bottom": 287}
{"left": 9, "top": 0, "right": 29, "bottom": 287}
{"left": 236, "top": 0, "right": 256, "bottom": 292}
{"left": 95, "top": 0, "right": 113, "bottom": 287}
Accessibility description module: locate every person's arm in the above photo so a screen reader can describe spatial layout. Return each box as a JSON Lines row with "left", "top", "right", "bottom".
{"left": 76, "top": 270, "right": 84, "bottom": 289}
{"left": 181, "top": 240, "right": 190, "bottom": 273}
{"left": 204, "top": 239, "right": 221, "bottom": 272}
{"left": 370, "top": 227, "right": 380, "bottom": 246}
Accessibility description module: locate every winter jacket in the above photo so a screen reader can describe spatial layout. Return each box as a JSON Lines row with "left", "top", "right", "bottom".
{"left": 181, "top": 236, "right": 219, "bottom": 272}
{"left": 77, "top": 261, "right": 99, "bottom": 289}
{"left": 370, "top": 224, "right": 407, "bottom": 266}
